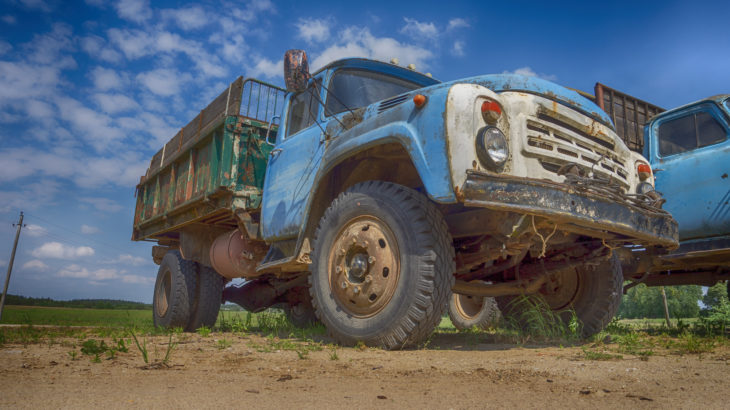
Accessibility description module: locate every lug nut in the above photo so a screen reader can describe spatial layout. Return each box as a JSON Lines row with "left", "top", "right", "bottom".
{"left": 335, "top": 266, "right": 342, "bottom": 273}
{"left": 368, "top": 256, "right": 376, "bottom": 264}
{"left": 365, "top": 275, "right": 372, "bottom": 284}
{"left": 363, "top": 241, "right": 369, "bottom": 248}
{"left": 353, "top": 286, "right": 360, "bottom": 294}
{"left": 339, "top": 248, "right": 346, "bottom": 255}
{"left": 341, "top": 281, "right": 347, "bottom": 289}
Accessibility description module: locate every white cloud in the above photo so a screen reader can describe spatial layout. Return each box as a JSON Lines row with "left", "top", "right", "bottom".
{"left": 32, "top": 242, "right": 95, "bottom": 259}
{"left": 22, "top": 260, "right": 48, "bottom": 271}
{"left": 1, "top": 15, "right": 17, "bottom": 25}
{"left": 18, "top": 0, "right": 51, "bottom": 12}
{"left": 0, "top": 61, "right": 62, "bottom": 102}
{"left": 80, "top": 36, "right": 123, "bottom": 63}
{"left": 311, "top": 27, "right": 433, "bottom": 72}
{"left": 0, "top": 147, "right": 146, "bottom": 188}
{"left": 447, "top": 18, "right": 470, "bottom": 31}
{"left": 89, "top": 66, "right": 125, "bottom": 91}
{"left": 54, "top": 96, "right": 126, "bottom": 150}
{"left": 81, "top": 224, "right": 99, "bottom": 234}
{"left": 57, "top": 264, "right": 117, "bottom": 280}
{"left": 56, "top": 264, "right": 153, "bottom": 284}
{"left": 249, "top": 57, "right": 283, "bottom": 79}
{"left": 115, "top": 0, "right": 152, "bottom": 24}
{"left": 109, "top": 254, "right": 148, "bottom": 266}
{"left": 107, "top": 28, "right": 151, "bottom": 59}
{"left": 296, "top": 18, "right": 331, "bottom": 43}
{"left": 79, "top": 197, "right": 124, "bottom": 213}
{"left": 0, "top": 40, "right": 11, "bottom": 55}
{"left": 162, "top": 6, "right": 208, "bottom": 30}
{"left": 24, "top": 224, "right": 48, "bottom": 237}
{"left": 93, "top": 93, "right": 139, "bottom": 114}
{"left": 137, "top": 68, "right": 191, "bottom": 96}
{"left": 24, "top": 23, "right": 76, "bottom": 69}
{"left": 0, "top": 180, "right": 60, "bottom": 213}
{"left": 452, "top": 40, "right": 465, "bottom": 57}
{"left": 400, "top": 18, "right": 438, "bottom": 40}
{"left": 503, "top": 66, "right": 558, "bottom": 81}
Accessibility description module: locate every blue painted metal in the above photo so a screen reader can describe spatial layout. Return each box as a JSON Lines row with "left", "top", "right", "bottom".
{"left": 646, "top": 96, "right": 730, "bottom": 241}
{"left": 260, "top": 58, "right": 636, "bottom": 245}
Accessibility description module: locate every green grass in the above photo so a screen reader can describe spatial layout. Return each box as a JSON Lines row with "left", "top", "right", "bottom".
{"left": 1, "top": 306, "right": 152, "bottom": 327}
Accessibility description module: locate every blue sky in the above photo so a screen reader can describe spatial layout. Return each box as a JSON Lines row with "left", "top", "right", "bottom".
{"left": 1, "top": 0, "right": 728, "bottom": 302}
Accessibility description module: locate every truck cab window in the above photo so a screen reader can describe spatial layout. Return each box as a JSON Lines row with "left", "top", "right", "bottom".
{"left": 658, "top": 111, "right": 726, "bottom": 156}
{"left": 325, "top": 69, "right": 422, "bottom": 116}
{"left": 286, "top": 80, "right": 321, "bottom": 137}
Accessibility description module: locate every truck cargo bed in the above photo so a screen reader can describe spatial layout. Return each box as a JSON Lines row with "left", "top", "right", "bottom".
{"left": 132, "top": 78, "right": 286, "bottom": 242}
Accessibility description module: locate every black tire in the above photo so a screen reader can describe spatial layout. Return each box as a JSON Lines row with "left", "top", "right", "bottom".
{"left": 497, "top": 252, "right": 623, "bottom": 338}
{"left": 309, "top": 181, "right": 454, "bottom": 350}
{"left": 187, "top": 265, "right": 224, "bottom": 331}
{"left": 153, "top": 251, "right": 197, "bottom": 329}
{"left": 285, "top": 297, "right": 319, "bottom": 328}
{"left": 449, "top": 293, "right": 500, "bottom": 331}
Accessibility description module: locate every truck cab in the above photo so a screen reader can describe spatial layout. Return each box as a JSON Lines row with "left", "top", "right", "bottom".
{"left": 620, "top": 95, "right": 730, "bottom": 288}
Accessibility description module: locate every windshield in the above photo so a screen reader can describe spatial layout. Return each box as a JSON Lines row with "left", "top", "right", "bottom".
{"left": 325, "top": 69, "right": 423, "bottom": 116}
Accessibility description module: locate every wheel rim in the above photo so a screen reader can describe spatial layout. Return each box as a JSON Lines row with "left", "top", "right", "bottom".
{"left": 453, "top": 293, "right": 484, "bottom": 319}
{"left": 155, "top": 269, "right": 172, "bottom": 317}
{"left": 328, "top": 215, "right": 401, "bottom": 318}
{"left": 540, "top": 267, "right": 581, "bottom": 310}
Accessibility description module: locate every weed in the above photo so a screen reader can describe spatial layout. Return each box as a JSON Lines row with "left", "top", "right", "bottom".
{"left": 329, "top": 346, "right": 339, "bottom": 361}
{"left": 676, "top": 333, "right": 715, "bottom": 355}
{"left": 91, "top": 354, "right": 102, "bottom": 363}
{"left": 217, "top": 338, "right": 232, "bottom": 350}
{"left": 67, "top": 350, "right": 78, "bottom": 361}
{"left": 581, "top": 347, "right": 623, "bottom": 361}
{"left": 80, "top": 339, "right": 108, "bottom": 356}
{"left": 162, "top": 332, "right": 177, "bottom": 365}
{"left": 355, "top": 340, "right": 367, "bottom": 351}
{"left": 105, "top": 349, "right": 116, "bottom": 360}
{"left": 197, "top": 326, "right": 212, "bottom": 337}
{"left": 129, "top": 330, "right": 149, "bottom": 364}
{"left": 500, "top": 295, "right": 580, "bottom": 343}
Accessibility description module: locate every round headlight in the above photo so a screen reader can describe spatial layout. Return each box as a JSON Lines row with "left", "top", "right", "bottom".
{"left": 476, "top": 126, "right": 509, "bottom": 171}
{"left": 637, "top": 181, "right": 654, "bottom": 195}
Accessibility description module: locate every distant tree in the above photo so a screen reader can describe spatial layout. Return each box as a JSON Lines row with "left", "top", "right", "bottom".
{"left": 702, "top": 282, "right": 729, "bottom": 311}
{"left": 618, "top": 284, "right": 702, "bottom": 319}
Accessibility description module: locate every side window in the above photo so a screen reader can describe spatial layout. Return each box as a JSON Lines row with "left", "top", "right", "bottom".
{"left": 286, "top": 80, "right": 321, "bottom": 138}
{"left": 658, "top": 110, "right": 727, "bottom": 156}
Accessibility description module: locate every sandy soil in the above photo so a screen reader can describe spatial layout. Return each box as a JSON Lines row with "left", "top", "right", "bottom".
{"left": 1, "top": 331, "right": 727, "bottom": 409}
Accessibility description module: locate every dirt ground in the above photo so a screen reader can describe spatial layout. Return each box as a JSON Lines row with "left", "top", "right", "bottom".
{"left": 1, "top": 331, "right": 727, "bottom": 409}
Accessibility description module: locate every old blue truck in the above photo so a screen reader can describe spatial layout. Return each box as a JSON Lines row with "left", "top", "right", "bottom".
{"left": 133, "top": 50, "right": 677, "bottom": 349}
{"left": 592, "top": 87, "right": 730, "bottom": 293}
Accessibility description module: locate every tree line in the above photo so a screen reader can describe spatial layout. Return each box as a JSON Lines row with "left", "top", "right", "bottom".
{"left": 4, "top": 294, "right": 151, "bottom": 310}
{"left": 617, "top": 282, "right": 728, "bottom": 319}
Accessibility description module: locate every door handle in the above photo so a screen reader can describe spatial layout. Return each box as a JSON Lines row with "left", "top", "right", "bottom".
{"left": 270, "top": 148, "right": 283, "bottom": 157}
{"left": 652, "top": 168, "right": 664, "bottom": 173}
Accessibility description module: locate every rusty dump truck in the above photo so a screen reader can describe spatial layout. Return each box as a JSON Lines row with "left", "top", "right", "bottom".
{"left": 133, "top": 50, "right": 677, "bottom": 349}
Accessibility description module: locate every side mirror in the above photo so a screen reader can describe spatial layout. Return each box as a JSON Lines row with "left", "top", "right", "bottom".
{"left": 284, "top": 49, "right": 310, "bottom": 92}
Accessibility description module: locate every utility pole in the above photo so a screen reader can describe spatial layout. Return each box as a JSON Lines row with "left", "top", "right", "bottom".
{"left": 0, "top": 211, "right": 24, "bottom": 322}
{"left": 660, "top": 286, "right": 671, "bottom": 328}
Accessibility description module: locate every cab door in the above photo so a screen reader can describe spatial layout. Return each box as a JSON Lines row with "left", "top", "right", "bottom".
{"left": 650, "top": 102, "right": 730, "bottom": 241}
{"left": 261, "top": 77, "right": 326, "bottom": 241}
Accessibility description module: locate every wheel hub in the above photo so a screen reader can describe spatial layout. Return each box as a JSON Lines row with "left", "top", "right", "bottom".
{"left": 540, "top": 267, "right": 580, "bottom": 310}
{"left": 328, "top": 216, "right": 400, "bottom": 317}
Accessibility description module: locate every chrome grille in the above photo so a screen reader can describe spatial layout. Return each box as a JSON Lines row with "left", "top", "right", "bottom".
{"left": 524, "top": 113, "right": 629, "bottom": 185}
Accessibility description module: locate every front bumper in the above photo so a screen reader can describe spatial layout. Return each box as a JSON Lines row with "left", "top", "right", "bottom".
{"left": 460, "top": 170, "right": 678, "bottom": 249}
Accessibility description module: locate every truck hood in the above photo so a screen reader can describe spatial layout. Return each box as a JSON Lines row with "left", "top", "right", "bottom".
{"left": 456, "top": 74, "right": 614, "bottom": 129}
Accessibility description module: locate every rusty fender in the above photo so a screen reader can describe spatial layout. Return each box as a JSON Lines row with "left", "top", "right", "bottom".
{"left": 460, "top": 170, "right": 678, "bottom": 249}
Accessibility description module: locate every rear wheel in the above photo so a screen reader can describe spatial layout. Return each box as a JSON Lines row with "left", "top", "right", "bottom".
{"left": 285, "top": 298, "right": 318, "bottom": 328}
{"left": 497, "top": 252, "right": 623, "bottom": 338}
{"left": 153, "top": 251, "right": 196, "bottom": 329}
{"left": 309, "top": 181, "right": 454, "bottom": 350}
{"left": 186, "top": 265, "right": 224, "bottom": 331}
{"left": 449, "top": 293, "right": 499, "bottom": 331}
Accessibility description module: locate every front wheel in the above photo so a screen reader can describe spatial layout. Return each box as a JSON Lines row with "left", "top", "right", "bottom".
{"left": 309, "top": 181, "right": 454, "bottom": 350}
{"left": 497, "top": 252, "right": 623, "bottom": 338}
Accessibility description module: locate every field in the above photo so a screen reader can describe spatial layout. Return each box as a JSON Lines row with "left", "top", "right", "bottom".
{"left": 1, "top": 305, "right": 728, "bottom": 409}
